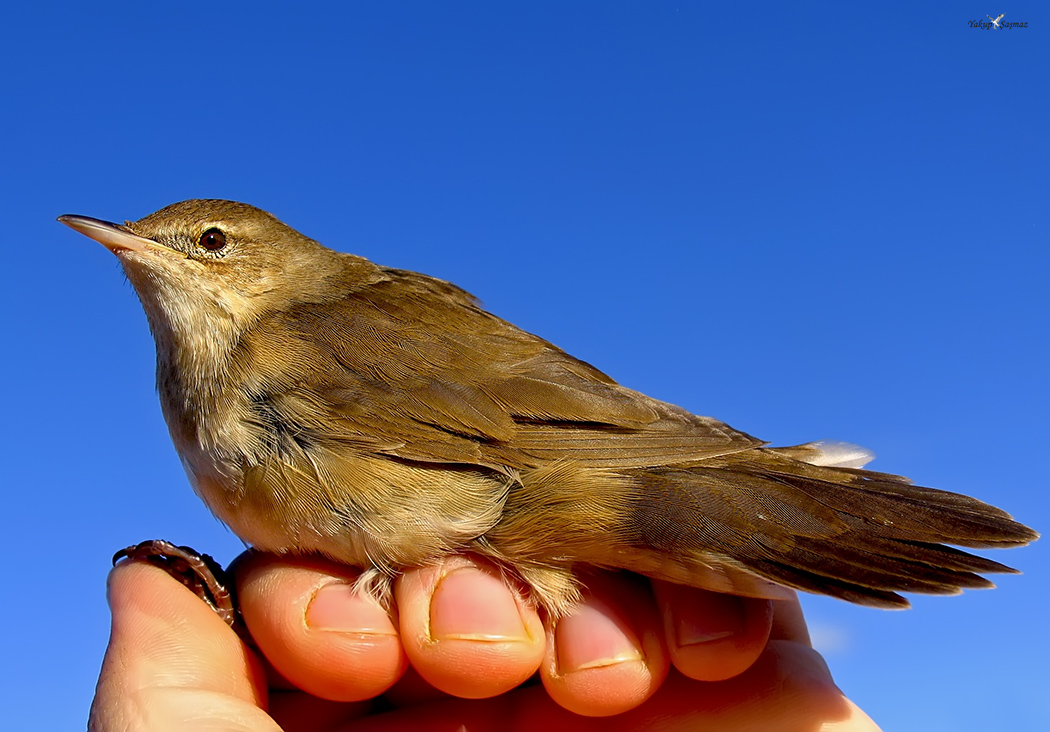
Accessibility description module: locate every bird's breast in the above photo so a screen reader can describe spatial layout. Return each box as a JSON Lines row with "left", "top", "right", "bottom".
{"left": 175, "top": 412, "right": 515, "bottom": 572}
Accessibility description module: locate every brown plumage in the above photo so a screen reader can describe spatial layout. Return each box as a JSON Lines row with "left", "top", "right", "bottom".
{"left": 60, "top": 200, "right": 1037, "bottom": 616}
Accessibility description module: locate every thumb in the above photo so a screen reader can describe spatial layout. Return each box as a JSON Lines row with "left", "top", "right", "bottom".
{"left": 89, "top": 560, "right": 274, "bottom": 732}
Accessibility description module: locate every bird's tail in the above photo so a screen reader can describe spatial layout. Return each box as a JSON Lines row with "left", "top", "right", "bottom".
{"left": 616, "top": 442, "right": 1037, "bottom": 608}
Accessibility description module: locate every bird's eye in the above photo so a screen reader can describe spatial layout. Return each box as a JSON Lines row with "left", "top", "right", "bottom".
{"left": 198, "top": 228, "right": 227, "bottom": 252}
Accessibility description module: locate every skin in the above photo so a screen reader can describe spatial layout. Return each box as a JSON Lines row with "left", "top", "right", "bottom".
{"left": 89, "top": 555, "right": 882, "bottom": 731}
{"left": 56, "top": 203, "right": 1024, "bottom": 728}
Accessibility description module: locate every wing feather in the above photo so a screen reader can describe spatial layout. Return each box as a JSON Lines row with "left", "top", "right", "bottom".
{"left": 237, "top": 268, "right": 762, "bottom": 470}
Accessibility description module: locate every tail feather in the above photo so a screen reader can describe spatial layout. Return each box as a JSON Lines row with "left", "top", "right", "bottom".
{"left": 625, "top": 446, "right": 1037, "bottom": 607}
{"left": 741, "top": 556, "right": 914, "bottom": 608}
{"left": 768, "top": 474, "right": 1027, "bottom": 547}
{"left": 747, "top": 450, "right": 1033, "bottom": 545}
{"left": 779, "top": 537, "right": 995, "bottom": 592}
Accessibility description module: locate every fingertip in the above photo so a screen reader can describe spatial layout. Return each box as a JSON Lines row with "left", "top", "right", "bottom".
{"left": 652, "top": 582, "right": 773, "bottom": 682}
{"left": 235, "top": 555, "right": 408, "bottom": 701}
{"left": 92, "top": 560, "right": 272, "bottom": 731}
{"left": 106, "top": 561, "right": 265, "bottom": 698}
{"left": 541, "top": 572, "right": 668, "bottom": 716}
{"left": 395, "top": 557, "right": 545, "bottom": 699}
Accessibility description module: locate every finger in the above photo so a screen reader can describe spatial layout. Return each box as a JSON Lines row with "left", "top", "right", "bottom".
{"left": 341, "top": 641, "right": 881, "bottom": 731}
{"left": 651, "top": 581, "right": 773, "bottom": 682}
{"left": 769, "top": 591, "right": 811, "bottom": 645}
{"left": 89, "top": 561, "right": 275, "bottom": 732}
{"left": 235, "top": 553, "right": 408, "bottom": 702}
{"left": 540, "top": 571, "right": 669, "bottom": 717}
{"left": 394, "top": 555, "right": 545, "bottom": 699}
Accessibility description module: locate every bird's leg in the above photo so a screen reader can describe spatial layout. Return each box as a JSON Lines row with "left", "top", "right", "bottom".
{"left": 112, "top": 539, "right": 252, "bottom": 646}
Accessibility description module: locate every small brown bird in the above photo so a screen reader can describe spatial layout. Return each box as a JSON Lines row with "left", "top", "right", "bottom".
{"left": 60, "top": 200, "right": 1036, "bottom": 617}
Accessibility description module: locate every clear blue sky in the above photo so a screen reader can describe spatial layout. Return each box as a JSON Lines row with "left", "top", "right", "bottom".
{"left": 2, "top": 3, "right": 1046, "bottom": 729}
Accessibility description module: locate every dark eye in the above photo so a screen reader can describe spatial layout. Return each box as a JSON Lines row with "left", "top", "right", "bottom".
{"left": 199, "top": 228, "right": 227, "bottom": 252}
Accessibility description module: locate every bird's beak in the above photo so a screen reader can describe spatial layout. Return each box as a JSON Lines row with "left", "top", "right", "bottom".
{"left": 57, "top": 214, "right": 158, "bottom": 254}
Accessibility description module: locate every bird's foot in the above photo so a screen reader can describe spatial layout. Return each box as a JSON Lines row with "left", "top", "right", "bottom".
{"left": 112, "top": 539, "right": 252, "bottom": 646}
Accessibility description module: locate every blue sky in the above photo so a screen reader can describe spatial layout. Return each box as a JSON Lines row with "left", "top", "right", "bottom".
{"left": 2, "top": 3, "right": 1047, "bottom": 729}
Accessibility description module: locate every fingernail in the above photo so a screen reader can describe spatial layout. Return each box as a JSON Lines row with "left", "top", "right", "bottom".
{"left": 306, "top": 582, "right": 398, "bottom": 635}
{"left": 429, "top": 566, "right": 529, "bottom": 642}
{"left": 673, "top": 594, "right": 745, "bottom": 647}
{"left": 555, "top": 596, "right": 644, "bottom": 673}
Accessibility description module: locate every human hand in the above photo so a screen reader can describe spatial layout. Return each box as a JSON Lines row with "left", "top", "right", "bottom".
{"left": 88, "top": 554, "right": 881, "bottom": 731}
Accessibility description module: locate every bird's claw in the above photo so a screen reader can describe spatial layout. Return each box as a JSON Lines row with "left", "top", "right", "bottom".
{"left": 113, "top": 539, "right": 252, "bottom": 646}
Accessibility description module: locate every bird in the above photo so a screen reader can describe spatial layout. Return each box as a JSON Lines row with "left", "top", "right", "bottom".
{"left": 987, "top": 13, "right": 1004, "bottom": 28}
{"left": 59, "top": 200, "right": 1037, "bottom": 618}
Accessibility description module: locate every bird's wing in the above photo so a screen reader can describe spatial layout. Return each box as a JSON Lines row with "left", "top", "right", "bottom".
{"left": 239, "top": 267, "right": 763, "bottom": 471}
